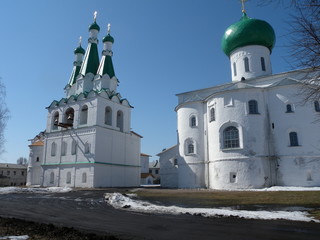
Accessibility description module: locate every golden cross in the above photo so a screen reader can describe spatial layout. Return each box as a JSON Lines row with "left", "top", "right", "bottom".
{"left": 241, "top": 0, "right": 248, "bottom": 13}
{"left": 94, "top": 11, "right": 97, "bottom": 21}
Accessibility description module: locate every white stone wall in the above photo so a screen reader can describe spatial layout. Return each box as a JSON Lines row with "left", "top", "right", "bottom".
{"left": 140, "top": 155, "right": 150, "bottom": 174}
{"left": 176, "top": 102, "right": 206, "bottom": 188}
{"left": 27, "top": 145, "right": 43, "bottom": 186}
{"left": 230, "top": 45, "right": 272, "bottom": 82}
{"left": 158, "top": 145, "right": 179, "bottom": 188}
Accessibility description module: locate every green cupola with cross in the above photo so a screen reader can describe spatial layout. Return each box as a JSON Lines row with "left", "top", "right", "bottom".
{"left": 221, "top": 3, "right": 276, "bottom": 82}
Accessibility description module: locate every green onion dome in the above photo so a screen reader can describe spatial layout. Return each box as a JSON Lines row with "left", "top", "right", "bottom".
{"left": 89, "top": 21, "right": 100, "bottom": 32}
{"left": 74, "top": 45, "right": 85, "bottom": 54}
{"left": 103, "top": 34, "right": 114, "bottom": 43}
{"left": 221, "top": 13, "right": 276, "bottom": 56}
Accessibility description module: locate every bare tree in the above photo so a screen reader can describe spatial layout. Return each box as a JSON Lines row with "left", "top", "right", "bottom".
{"left": 257, "top": 0, "right": 320, "bottom": 103}
{"left": 0, "top": 79, "right": 9, "bottom": 155}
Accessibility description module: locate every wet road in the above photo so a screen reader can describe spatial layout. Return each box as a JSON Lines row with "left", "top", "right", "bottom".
{"left": 0, "top": 189, "right": 319, "bottom": 240}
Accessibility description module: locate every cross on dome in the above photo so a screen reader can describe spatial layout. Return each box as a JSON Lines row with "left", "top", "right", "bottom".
{"left": 94, "top": 11, "right": 98, "bottom": 21}
{"left": 108, "top": 23, "right": 111, "bottom": 34}
{"left": 241, "top": 0, "right": 248, "bottom": 13}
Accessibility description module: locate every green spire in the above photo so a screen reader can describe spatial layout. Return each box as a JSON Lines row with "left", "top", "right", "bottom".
{"left": 221, "top": 12, "right": 276, "bottom": 56}
{"left": 79, "top": 43, "right": 100, "bottom": 75}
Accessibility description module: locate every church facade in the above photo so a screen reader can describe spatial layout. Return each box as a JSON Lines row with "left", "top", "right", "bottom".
{"left": 158, "top": 12, "right": 320, "bottom": 189}
{"left": 27, "top": 14, "right": 141, "bottom": 188}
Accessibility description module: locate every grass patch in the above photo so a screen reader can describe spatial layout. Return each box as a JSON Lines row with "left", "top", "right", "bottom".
{"left": 133, "top": 189, "right": 320, "bottom": 220}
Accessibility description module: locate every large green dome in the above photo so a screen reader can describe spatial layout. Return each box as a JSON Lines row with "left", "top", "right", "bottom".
{"left": 221, "top": 13, "right": 276, "bottom": 56}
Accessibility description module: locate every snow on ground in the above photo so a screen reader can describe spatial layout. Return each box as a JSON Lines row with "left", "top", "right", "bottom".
{"left": 0, "top": 186, "right": 72, "bottom": 194}
{"left": 0, "top": 235, "right": 29, "bottom": 240}
{"left": 105, "top": 192, "right": 319, "bottom": 222}
{"left": 238, "top": 186, "right": 320, "bottom": 191}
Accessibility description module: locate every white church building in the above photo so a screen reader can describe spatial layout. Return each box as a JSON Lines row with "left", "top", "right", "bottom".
{"left": 158, "top": 11, "right": 320, "bottom": 189}
{"left": 27, "top": 13, "right": 141, "bottom": 188}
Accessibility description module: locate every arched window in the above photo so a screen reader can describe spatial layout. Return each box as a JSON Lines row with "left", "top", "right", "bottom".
{"left": 51, "top": 142, "right": 57, "bottom": 156}
{"left": 286, "top": 104, "right": 293, "bottom": 113}
{"left": 289, "top": 132, "right": 299, "bottom": 146}
{"left": 71, "top": 140, "right": 77, "bottom": 155}
{"left": 36, "top": 157, "right": 39, "bottom": 162}
{"left": 244, "top": 57, "right": 250, "bottom": 72}
{"left": 248, "top": 100, "right": 259, "bottom": 114}
{"left": 261, "top": 57, "right": 266, "bottom": 71}
{"left": 52, "top": 112, "right": 59, "bottom": 130}
{"left": 84, "top": 142, "right": 90, "bottom": 154}
{"left": 105, "top": 107, "right": 112, "bottom": 126}
{"left": 188, "top": 143, "right": 194, "bottom": 154}
{"left": 50, "top": 172, "right": 54, "bottom": 184}
{"left": 66, "top": 172, "right": 71, "bottom": 184}
{"left": 233, "top": 62, "right": 237, "bottom": 76}
{"left": 64, "top": 108, "right": 74, "bottom": 127}
{"left": 314, "top": 101, "right": 320, "bottom": 112}
{"left": 116, "top": 110, "right": 124, "bottom": 132}
{"left": 190, "top": 116, "right": 197, "bottom": 127}
{"left": 223, "top": 126, "right": 239, "bottom": 149}
{"left": 210, "top": 108, "right": 215, "bottom": 122}
{"left": 80, "top": 105, "right": 88, "bottom": 125}
{"left": 82, "top": 172, "right": 87, "bottom": 183}
{"left": 61, "top": 141, "right": 67, "bottom": 156}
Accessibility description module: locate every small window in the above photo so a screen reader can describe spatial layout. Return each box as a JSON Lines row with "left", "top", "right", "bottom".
{"left": 230, "top": 172, "right": 237, "bottom": 183}
{"left": 64, "top": 108, "right": 74, "bottom": 127}
{"left": 261, "top": 57, "right": 266, "bottom": 71}
{"left": 52, "top": 112, "right": 59, "bottom": 130}
{"left": 173, "top": 159, "right": 178, "bottom": 166}
{"left": 80, "top": 105, "right": 88, "bottom": 125}
{"left": 66, "top": 172, "right": 71, "bottom": 184}
{"left": 84, "top": 142, "right": 90, "bottom": 154}
{"left": 188, "top": 143, "right": 194, "bottom": 154}
{"left": 190, "top": 116, "right": 197, "bottom": 127}
{"left": 244, "top": 57, "right": 249, "bottom": 72}
{"left": 314, "top": 101, "right": 320, "bottom": 112}
{"left": 13, "top": 171, "right": 16, "bottom": 176}
{"left": 248, "top": 100, "right": 259, "bottom": 114}
{"left": 149, "top": 170, "right": 152, "bottom": 174}
{"left": 50, "top": 172, "right": 54, "bottom": 184}
{"left": 210, "top": 108, "right": 215, "bottom": 122}
{"left": 36, "top": 157, "right": 39, "bottom": 162}
{"left": 233, "top": 62, "right": 237, "bottom": 76}
{"left": 82, "top": 172, "right": 87, "bottom": 183}
{"left": 7, "top": 171, "right": 10, "bottom": 175}
{"left": 155, "top": 169, "right": 159, "bottom": 174}
{"left": 223, "top": 126, "right": 239, "bottom": 149}
{"left": 105, "top": 107, "right": 112, "bottom": 125}
{"left": 71, "top": 140, "right": 77, "bottom": 155}
{"left": 51, "top": 142, "right": 57, "bottom": 156}
{"left": 61, "top": 141, "right": 67, "bottom": 156}
{"left": 116, "top": 110, "right": 124, "bottom": 132}
{"left": 21, "top": 171, "right": 24, "bottom": 176}
{"left": 286, "top": 104, "right": 293, "bottom": 113}
{"left": 289, "top": 132, "right": 299, "bottom": 146}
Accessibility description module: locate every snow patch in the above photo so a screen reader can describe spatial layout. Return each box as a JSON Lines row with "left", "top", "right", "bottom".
{"left": 0, "top": 235, "right": 29, "bottom": 240}
{"left": 105, "top": 192, "right": 318, "bottom": 222}
{"left": 0, "top": 187, "right": 72, "bottom": 194}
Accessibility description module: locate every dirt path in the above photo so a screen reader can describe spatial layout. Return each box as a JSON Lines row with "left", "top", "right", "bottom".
{"left": 0, "top": 189, "right": 319, "bottom": 240}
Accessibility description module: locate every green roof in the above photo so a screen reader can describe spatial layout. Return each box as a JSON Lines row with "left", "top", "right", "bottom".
{"left": 80, "top": 43, "right": 100, "bottom": 75}
{"left": 103, "top": 34, "right": 114, "bottom": 43}
{"left": 221, "top": 13, "right": 276, "bottom": 56}
{"left": 74, "top": 45, "right": 85, "bottom": 54}
{"left": 89, "top": 21, "right": 100, "bottom": 31}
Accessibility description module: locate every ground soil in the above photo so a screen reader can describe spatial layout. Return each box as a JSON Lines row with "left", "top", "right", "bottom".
{"left": 0, "top": 188, "right": 320, "bottom": 240}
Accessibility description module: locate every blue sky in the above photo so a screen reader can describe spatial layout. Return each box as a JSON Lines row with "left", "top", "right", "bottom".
{"left": 0, "top": 0, "right": 293, "bottom": 163}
